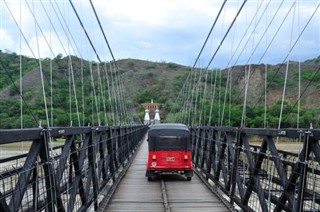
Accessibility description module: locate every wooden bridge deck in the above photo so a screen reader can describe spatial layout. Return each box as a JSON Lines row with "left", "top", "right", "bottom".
{"left": 103, "top": 137, "right": 231, "bottom": 212}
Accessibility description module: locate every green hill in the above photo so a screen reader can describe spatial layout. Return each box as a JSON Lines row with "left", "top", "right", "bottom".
{"left": 1, "top": 50, "right": 320, "bottom": 129}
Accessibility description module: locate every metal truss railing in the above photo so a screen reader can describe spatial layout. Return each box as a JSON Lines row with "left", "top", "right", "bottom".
{"left": 191, "top": 126, "right": 320, "bottom": 212}
{"left": 0, "top": 125, "right": 147, "bottom": 211}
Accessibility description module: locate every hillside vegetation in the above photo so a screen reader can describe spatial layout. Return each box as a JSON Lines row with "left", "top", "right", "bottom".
{"left": 1, "top": 50, "right": 320, "bottom": 129}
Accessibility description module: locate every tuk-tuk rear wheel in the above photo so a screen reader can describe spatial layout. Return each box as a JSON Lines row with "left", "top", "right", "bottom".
{"left": 187, "top": 177, "right": 192, "bottom": 181}
{"left": 148, "top": 177, "right": 152, "bottom": 181}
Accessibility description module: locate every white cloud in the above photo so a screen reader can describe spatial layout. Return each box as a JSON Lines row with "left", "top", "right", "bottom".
{"left": 0, "top": 0, "right": 319, "bottom": 68}
{"left": 0, "top": 29, "right": 14, "bottom": 51}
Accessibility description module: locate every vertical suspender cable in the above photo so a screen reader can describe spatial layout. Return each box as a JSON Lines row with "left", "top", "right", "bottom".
{"left": 187, "top": 71, "right": 196, "bottom": 125}
{"left": 187, "top": 73, "right": 195, "bottom": 125}
{"left": 69, "top": 57, "right": 81, "bottom": 127}
{"left": 19, "top": 0, "right": 23, "bottom": 129}
{"left": 208, "top": 70, "right": 218, "bottom": 125}
{"left": 80, "top": 60, "right": 84, "bottom": 126}
{"left": 97, "top": 64, "right": 108, "bottom": 125}
{"left": 297, "top": 60, "right": 301, "bottom": 128}
{"left": 241, "top": 65, "right": 251, "bottom": 128}
{"left": 111, "top": 63, "right": 119, "bottom": 125}
{"left": 193, "top": 68, "right": 202, "bottom": 126}
{"left": 2, "top": 0, "right": 39, "bottom": 126}
{"left": 49, "top": 2, "right": 53, "bottom": 127}
{"left": 32, "top": 2, "right": 50, "bottom": 128}
{"left": 228, "top": 71, "right": 232, "bottom": 126}
{"left": 68, "top": 52, "right": 72, "bottom": 126}
{"left": 19, "top": 0, "right": 24, "bottom": 154}
{"left": 297, "top": 1, "right": 301, "bottom": 128}
{"left": 90, "top": 62, "right": 101, "bottom": 126}
{"left": 104, "top": 63, "right": 113, "bottom": 125}
{"left": 264, "top": 64, "right": 267, "bottom": 128}
{"left": 220, "top": 69, "right": 230, "bottom": 126}
{"left": 200, "top": 68, "right": 209, "bottom": 125}
{"left": 218, "top": 70, "right": 222, "bottom": 125}
{"left": 195, "top": 68, "right": 203, "bottom": 125}
{"left": 108, "top": 63, "right": 115, "bottom": 125}
{"left": 264, "top": 0, "right": 268, "bottom": 129}
{"left": 278, "top": 2, "right": 296, "bottom": 129}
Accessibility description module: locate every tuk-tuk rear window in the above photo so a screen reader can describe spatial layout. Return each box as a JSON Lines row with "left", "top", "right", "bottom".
{"left": 148, "top": 134, "right": 191, "bottom": 151}
{"left": 154, "top": 136, "right": 187, "bottom": 151}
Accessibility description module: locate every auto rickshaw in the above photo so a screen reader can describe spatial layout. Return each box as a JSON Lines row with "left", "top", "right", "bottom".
{"left": 145, "top": 123, "right": 193, "bottom": 181}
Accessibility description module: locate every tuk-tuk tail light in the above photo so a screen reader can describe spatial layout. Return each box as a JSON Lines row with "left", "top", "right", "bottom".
{"left": 152, "top": 155, "right": 156, "bottom": 161}
{"left": 184, "top": 155, "right": 188, "bottom": 161}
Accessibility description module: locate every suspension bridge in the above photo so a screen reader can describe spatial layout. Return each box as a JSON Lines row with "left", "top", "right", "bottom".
{"left": 1, "top": 0, "right": 320, "bottom": 211}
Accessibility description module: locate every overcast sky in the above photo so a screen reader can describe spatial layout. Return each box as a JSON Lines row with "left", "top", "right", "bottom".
{"left": 1, "top": 0, "right": 319, "bottom": 69}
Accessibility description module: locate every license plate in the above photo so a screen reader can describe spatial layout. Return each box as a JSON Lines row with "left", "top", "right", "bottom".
{"left": 166, "top": 157, "right": 175, "bottom": 162}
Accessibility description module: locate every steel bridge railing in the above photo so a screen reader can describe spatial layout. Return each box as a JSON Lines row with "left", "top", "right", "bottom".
{"left": 191, "top": 126, "right": 320, "bottom": 212}
{"left": 0, "top": 125, "right": 147, "bottom": 212}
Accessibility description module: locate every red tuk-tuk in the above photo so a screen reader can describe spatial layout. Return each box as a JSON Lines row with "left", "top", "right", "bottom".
{"left": 145, "top": 123, "right": 193, "bottom": 181}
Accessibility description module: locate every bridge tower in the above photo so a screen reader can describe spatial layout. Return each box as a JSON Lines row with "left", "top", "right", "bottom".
{"left": 154, "top": 109, "right": 160, "bottom": 124}
{"left": 142, "top": 99, "right": 161, "bottom": 124}
{"left": 144, "top": 109, "right": 150, "bottom": 125}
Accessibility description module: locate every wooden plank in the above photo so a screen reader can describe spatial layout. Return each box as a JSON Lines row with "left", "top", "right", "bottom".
{"left": 103, "top": 137, "right": 230, "bottom": 212}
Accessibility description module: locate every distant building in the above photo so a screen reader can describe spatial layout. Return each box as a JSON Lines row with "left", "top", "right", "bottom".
{"left": 141, "top": 99, "right": 160, "bottom": 112}
{"left": 142, "top": 99, "right": 161, "bottom": 125}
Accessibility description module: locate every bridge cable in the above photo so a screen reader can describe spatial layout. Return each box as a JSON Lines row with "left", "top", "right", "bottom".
{"left": 185, "top": 1, "right": 247, "bottom": 126}
{"left": 0, "top": 61, "right": 39, "bottom": 125}
{"left": 208, "top": 70, "right": 218, "bottom": 125}
{"left": 227, "top": 0, "right": 282, "bottom": 97}
{"left": 205, "top": 0, "right": 247, "bottom": 70}
{"left": 69, "top": 0, "right": 122, "bottom": 125}
{"left": 297, "top": 1, "right": 301, "bottom": 129}
{"left": 39, "top": 1, "right": 85, "bottom": 126}
{"left": 104, "top": 63, "right": 114, "bottom": 125}
{"left": 31, "top": 3, "right": 56, "bottom": 208}
{"left": 278, "top": 2, "right": 320, "bottom": 126}
{"left": 26, "top": 0, "right": 82, "bottom": 128}
{"left": 56, "top": 2, "right": 82, "bottom": 127}
{"left": 239, "top": 1, "right": 320, "bottom": 128}
{"left": 18, "top": 0, "right": 25, "bottom": 153}
{"left": 252, "top": 2, "right": 320, "bottom": 125}
{"left": 110, "top": 62, "right": 120, "bottom": 125}
{"left": 90, "top": 62, "right": 101, "bottom": 126}
{"left": 220, "top": 68, "right": 231, "bottom": 126}
{"left": 171, "top": 72, "right": 192, "bottom": 123}
{"left": 3, "top": 0, "right": 73, "bottom": 128}
{"left": 231, "top": 1, "right": 295, "bottom": 126}
{"left": 52, "top": 1, "right": 83, "bottom": 57}
{"left": 68, "top": 0, "right": 101, "bottom": 63}
{"left": 31, "top": 0, "right": 49, "bottom": 124}
{"left": 91, "top": 0, "right": 131, "bottom": 124}
{"left": 229, "top": 0, "right": 271, "bottom": 71}
{"left": 220, "top": 0, "right": 242, "bottom": 127}
{"left": 225, "top": 0, "right": 278, "bottom": 106}
{"left": 172, "top": 1, "right": 227, "bottom": 124}
{"left": 219, "top": 0, "right": 271, "bottom": 127}
{"left": 89, "top": 0, "right": 118, "bottom": 70}
{"left": 282, "top": 65, "right": 320, "bottom": 125}
{"left": 19, "top": 0, "right": 23, "bottom": 129}
{"left": 193, "top": 0, "right": 227, "bottom": 68}
{"left": 199, "top": 68, "right": 209, "bottom": 125}
{"left": 240, "top": 65, "right": 250, "bottom": 127}
{"left": 278, "top": 2, "right": 297, "bottom": 129}
{"left": 89, "top": 0, "right": 132, "bottom": 124}
{"left": 97, "top": 64, "right": 108, "bottom": 125}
